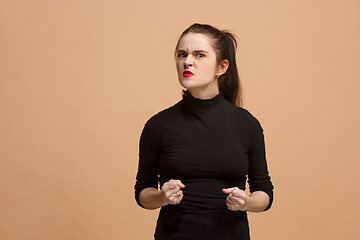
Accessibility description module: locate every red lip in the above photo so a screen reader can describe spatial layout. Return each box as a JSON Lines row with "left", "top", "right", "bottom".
{"left": 183, "top": 70, "right": 194, "bottom": 77}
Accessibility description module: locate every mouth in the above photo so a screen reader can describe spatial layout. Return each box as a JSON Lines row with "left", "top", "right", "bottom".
{"left": 182, "top": 70, "right": 194, "bottom": 78}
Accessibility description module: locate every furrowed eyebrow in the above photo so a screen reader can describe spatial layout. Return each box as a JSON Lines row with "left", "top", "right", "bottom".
{"left": 193, "top": 50, "right": 208, "bottom": 54}
{"left": 176, "top": 49, "right": 209, "bottom": 53}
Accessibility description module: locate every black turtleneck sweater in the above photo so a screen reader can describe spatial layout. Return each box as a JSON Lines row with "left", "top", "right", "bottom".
{"left": 135, "top": 92, "right": 274, "bottom": 240}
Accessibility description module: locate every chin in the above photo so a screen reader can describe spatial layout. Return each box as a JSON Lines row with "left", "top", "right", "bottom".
{"left": 178, "top": 78, "right": 195, "bottom": 89}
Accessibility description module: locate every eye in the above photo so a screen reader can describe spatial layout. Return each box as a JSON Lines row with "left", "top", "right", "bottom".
{"left": 196, "top": 53, "right": 205, "bottom": 58}
{"left": 177, "top": 53, "right": 187, "bottom": 58}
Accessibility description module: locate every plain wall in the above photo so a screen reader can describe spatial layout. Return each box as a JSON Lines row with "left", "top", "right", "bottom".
{"left": 1, "top": 0, "right": 359, "bottom": 239}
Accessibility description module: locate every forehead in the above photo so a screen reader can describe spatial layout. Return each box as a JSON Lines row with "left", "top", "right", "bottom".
{"left": 177, "top": 33, "right": 214, "bottom": 51}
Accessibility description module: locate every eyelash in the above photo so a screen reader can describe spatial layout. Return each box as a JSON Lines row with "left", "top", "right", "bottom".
{"left": 177, "top": 53, "right": 205, "bottom": 58}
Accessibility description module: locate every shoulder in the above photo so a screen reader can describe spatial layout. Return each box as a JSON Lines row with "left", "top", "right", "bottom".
{"left": 226, "top": 103, "right": 264, "bottom": 133}
{"left": 231, "top": 106, "right": 266, "bottom": 148}
{"left": 239, "top": 107, "right": 262, "bottom": 128}
{"left": 144, "top": 100, "right": 182, "bottom": 130}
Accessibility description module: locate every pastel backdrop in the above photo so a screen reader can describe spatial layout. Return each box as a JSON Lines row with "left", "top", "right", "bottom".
{"left": 1, "top": 0, "right": 359, "bottom": 239}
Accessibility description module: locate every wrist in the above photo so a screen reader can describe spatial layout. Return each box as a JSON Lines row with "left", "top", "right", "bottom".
{"left": 245, "top": 191, "right": 269, "bottom": 212}
{"left": 158, "top": 189, "right": 169, "bottom": 207}
{"left": 243, "top": 195, "right": 253, "bottom": 211}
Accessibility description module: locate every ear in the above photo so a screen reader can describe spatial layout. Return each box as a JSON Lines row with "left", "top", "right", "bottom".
{"left": 217, "top": 59, "right": 229, "bottom": 77}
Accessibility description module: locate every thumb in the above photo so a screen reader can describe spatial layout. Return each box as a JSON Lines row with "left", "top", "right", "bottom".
{"left": 222, "top": 187, "right": 238, "bottom": 194}
{"left": 175, "top": 180, "right": 185, "bottom": 188}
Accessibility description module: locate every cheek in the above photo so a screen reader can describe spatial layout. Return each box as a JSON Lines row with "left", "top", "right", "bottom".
{"left": 202, "top": 58, "right": 218, "bottom": 72}
{"left": 176, "top": 61, "right": 183, "bottom": 72}
{"left": 203, "top": 63, "right": 218, "bottom": 76}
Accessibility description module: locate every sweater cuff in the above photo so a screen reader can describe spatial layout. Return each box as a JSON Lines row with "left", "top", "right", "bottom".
{"left": 262, "top": 190, "right": 273, "bottom": 211}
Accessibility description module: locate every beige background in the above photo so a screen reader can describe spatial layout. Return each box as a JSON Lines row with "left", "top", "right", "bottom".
{"left": 1, "top": 0, "right": 359, "bottom": 239}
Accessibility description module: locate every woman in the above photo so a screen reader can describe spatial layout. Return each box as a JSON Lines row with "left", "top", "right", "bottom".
{"left": 134, "top": 23, "right": 274, "bottom": 240}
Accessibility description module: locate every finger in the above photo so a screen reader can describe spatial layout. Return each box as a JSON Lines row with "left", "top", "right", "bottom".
{"left": 227, "top": 196, "right": 235, "bottom": 204}
{"left": 226, "top": 196, "right": 239, "bottom": 205}
{"left": 222, "top": 187, "right": 239, "bottom": 194}
{"left": 228, "top": 206, "right": 238, "bottom": 211}
{"left": 225, "top": 202, "right": 238, "bottom": 211}
{"left": 169, "top": 191, "right": 183, "bottom": 204}
{"left": 163, "top": 182, "right": 178, "bottom": 191}
{"left": 231, "top": 189, "right": 247, "bottom": 199}
{"left": 225, "top": 197, "right": 232, "bottom": 205}
{"left": 165, "top": 186, "right": 180, "bottom": 197}
{"left": 229, "top": 195, "right": 245, "bottom": 205}
{"left": 174, "top": 190, "right": 183, "bottom": 198}
{"left": 172, "top": 186, "right": 180, "bottom": 193}
{"left": 226, "top": 193, "right": 245, "bottom": 206}
{"left": 173, "top": 193, "right": 184, "bottom": 204}
{"left": 228, "top": 192, "right": 245, "bottom": 202}
{"left": 225, "top": 197, "right": 236, "bottom": 206}
{"left": 178, "top": 193, "right": 183, "bottom": 202}
{"left": 173, "top": 180, "right": 185, "bottom": 188}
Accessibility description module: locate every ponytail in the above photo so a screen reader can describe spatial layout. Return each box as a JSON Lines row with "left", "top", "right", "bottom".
{"left": 218, "top": 31, "right": 242, "bottom": 107}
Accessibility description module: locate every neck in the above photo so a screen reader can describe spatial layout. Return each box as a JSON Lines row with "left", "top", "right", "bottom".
{"left": 187, "top": 85, "right": 219, "bottom": 100}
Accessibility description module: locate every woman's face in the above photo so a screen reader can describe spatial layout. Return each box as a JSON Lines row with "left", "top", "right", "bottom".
{"left": 176, "top": 33, "right": 227, "bottom": 98}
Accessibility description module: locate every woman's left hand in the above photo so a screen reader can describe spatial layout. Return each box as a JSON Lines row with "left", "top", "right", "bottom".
{"left": 222, "top": 187, "right": 248, "bottom": 211}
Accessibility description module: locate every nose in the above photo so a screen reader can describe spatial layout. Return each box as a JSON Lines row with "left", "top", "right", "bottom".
{"left": 184, "top": 54, "right": 194, "bottom": 68}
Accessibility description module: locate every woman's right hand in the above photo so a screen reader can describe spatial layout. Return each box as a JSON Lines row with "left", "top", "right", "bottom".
{"left": 161, "top": 179, "right": 185, "bottom": 205}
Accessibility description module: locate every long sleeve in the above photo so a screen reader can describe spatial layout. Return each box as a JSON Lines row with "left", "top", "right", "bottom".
{"left": 134, "top": 93, "right": 274, "bottom": 239}
{"left": 247, "top": 119, "right": 274, "bottom": 211}
{"left": 134, "top": 116, "right": 163, "bottom": 208}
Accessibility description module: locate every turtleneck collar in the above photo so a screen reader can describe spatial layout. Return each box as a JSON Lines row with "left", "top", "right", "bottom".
{"left": 181, "top": 90, "right": 225, "bottom": 112}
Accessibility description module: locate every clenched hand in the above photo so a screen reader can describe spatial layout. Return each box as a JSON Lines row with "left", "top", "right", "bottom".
{"left": 161, "top": 179, "right": 185, "bottom": 205}
{"left": 222, "top": 187, "right": 248, "bottom": 211}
